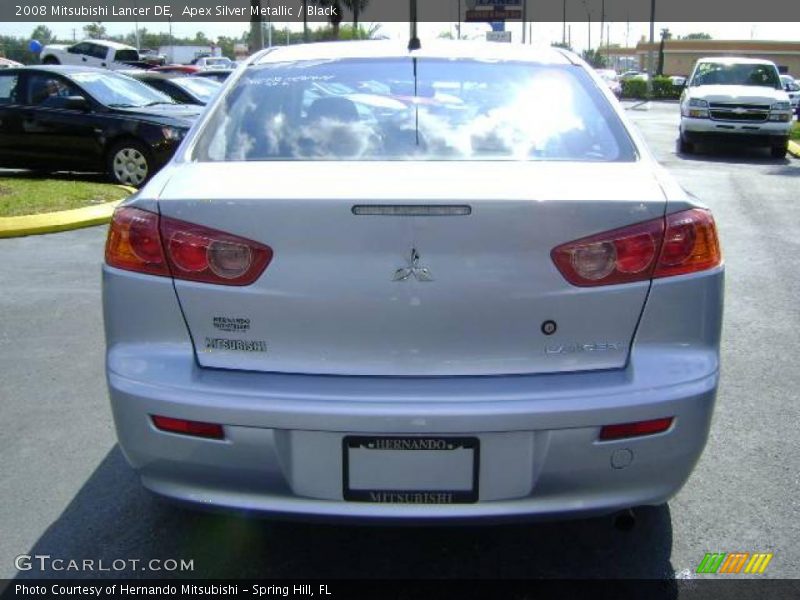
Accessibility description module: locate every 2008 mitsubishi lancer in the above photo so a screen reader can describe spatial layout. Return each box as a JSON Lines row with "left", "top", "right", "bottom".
{"left": 103, "top": 41, "right": 723, "bottom": 520}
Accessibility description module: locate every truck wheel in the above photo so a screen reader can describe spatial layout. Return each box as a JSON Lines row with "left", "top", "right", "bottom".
{"left": 41, "top": 56, "right": 60, "bottom": 65}
{"left": 106, "top": 140, "right": 152, "bottom": 187}
{"left": 679, "top": 134, "right": 694, "bottom": 154}
{"left": 770, "top": 143, "right": 788, "bottom": 159}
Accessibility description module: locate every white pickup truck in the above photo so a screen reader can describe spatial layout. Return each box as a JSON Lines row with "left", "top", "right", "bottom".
{"left": 679, "top": 57, "right": 793, "bottom": 158}
{"left": 40, "top": 40, "right": 150, "bottom": 71}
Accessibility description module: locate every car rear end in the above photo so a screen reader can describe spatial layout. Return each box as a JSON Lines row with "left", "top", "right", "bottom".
{"left": 102, "top": 42, "right": 723, "bottom": 520}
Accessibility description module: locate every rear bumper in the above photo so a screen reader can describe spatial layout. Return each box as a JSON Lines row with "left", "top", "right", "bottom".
{"left": 109, "top": 359, "right": 717, "bottom": 521}
{"left": 103, "top": 262, "right": 724, "bottom": 521}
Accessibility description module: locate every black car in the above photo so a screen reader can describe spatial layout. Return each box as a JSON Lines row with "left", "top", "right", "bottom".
{"left": 124, "top": 71, "right": 221, "bottom": 106}
{"left": 0, "top": 66, "right": 201, "bottom": 186}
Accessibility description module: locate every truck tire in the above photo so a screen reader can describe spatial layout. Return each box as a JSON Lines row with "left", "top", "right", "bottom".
{"left": 770, "top": 143, "right": 788, "bottom": 159}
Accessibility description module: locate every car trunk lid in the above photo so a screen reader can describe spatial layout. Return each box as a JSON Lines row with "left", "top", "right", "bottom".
{"left": 158, "top": 160, "right": 665, "bottom": 376}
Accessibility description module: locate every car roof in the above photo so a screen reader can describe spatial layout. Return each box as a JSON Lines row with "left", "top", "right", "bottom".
{"left": 4, "top": 65, "right": 123, "bottom": 76}
{"left": 253, "top": 40, "right": 575, "bottom": 66}
{"left": 695, "top": 56, "right": 777, "bottom": 66}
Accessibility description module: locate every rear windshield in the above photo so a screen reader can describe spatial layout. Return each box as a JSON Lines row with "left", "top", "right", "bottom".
{"left": 690, "top": 62, "right": 782, "bottom": 88}
{"left": 115, "top": 49, "right": 140, "bottom": 63}
{"left": 192, "top": 58, "right": 636, "bottom": 162}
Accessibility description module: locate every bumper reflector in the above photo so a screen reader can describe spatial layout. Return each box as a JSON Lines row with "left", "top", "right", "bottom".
{"left": 151, "top": 415, "right": 225, "bottom": 439}
{"left": 599, "top": 417, "right": 674, "bottom": 441}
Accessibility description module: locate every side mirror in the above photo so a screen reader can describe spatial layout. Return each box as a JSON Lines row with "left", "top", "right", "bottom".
{"left": 64, "top": 96, "right": 89, "bottom": 111}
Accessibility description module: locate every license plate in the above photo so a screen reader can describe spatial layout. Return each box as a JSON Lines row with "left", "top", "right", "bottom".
{"left": 343, "top": 436, "right": 479, "bottom": 504}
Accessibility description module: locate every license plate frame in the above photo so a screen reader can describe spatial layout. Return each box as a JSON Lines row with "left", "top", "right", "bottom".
{"left": 342, "top": 436, "right": 480, "bottom": 504}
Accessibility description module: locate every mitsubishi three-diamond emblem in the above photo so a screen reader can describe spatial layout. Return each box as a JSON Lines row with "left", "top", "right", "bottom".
{"left": 393, "top": 248, "right": 433, "bottom": 282}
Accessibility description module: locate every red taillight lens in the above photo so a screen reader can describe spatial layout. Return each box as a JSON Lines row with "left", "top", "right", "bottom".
{"left": 151, "top": 415, "right": 224, "bottom": 439}
{"left": 654, "top": 209, "right": 721, "bottom": 278}
{"left": 105, "top": 207, "right": 169, "bottom": 276}
{"left": 552, "top": 218, "right": 664, "bottom": 286}
{"left": 599, "top": 417, "right": 674, "bottom": 440}
{"left": 551, "top": 209, "right": 721, "bottom": 287}
{"left": 105, "top": 207, "right": 273, "bottom": 286}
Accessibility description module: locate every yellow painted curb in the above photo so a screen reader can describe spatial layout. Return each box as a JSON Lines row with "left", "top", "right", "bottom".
{"left": 0, "top": 185, "right": 136, "bottom": 239}
{"left": 788, "top": 140, "right": 800, "bottom": 159}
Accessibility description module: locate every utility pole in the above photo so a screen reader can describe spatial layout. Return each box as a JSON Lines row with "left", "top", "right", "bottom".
{"left": 522, "top": 0, "right": 527, "bottom": 44}
{"left": 456, "top": 0, "right": 461, "bottom": 40}
{"left": 599, "top": 0, "right": 604, "bottom": 49}
{"left": 562, "top": 0, "right": 566, "bottom": 44}
{"left": 646, "top": 0, "right": 655, "bottom": 98}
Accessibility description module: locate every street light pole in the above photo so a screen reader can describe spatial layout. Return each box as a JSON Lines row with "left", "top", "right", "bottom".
{"left": 562, "top": 0, "right": 566, "bottom": 45}
{"left": 646, "top": 0, "right": 655, "bottom": 98}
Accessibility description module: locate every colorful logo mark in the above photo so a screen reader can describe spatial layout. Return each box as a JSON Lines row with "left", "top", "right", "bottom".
{"left": 696, "top": 552, "right": 773, "bottom": 574}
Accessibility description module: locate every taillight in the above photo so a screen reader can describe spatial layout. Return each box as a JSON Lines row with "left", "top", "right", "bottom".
{"left": 654, "top": 209, "right": 721, "bottom": 278}
{"left": 105, "top": 207, "right": 169, "bottom": 276}
{"left": 106, "top": 207, "right": 273, "bottom": 286}
{"left": 551, "top": 208, "right": 721, "bottom": 287}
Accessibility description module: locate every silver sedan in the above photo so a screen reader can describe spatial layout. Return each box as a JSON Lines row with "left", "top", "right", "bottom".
{"left": 102, "top": 41, "right": 723, "bottom": 521}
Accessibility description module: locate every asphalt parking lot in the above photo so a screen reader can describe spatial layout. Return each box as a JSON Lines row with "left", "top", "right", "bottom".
{"left": 0, "top": 101, "right": 798, "bottom": 582}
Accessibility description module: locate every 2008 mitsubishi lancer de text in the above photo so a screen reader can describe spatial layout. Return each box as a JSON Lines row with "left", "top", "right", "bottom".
{"left": 102, "top": 41, "right": 723, "bottom": 520}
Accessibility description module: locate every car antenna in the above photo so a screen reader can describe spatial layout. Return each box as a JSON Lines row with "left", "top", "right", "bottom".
{"left": 408, "top": 0, "right": 421, "bottom": 51}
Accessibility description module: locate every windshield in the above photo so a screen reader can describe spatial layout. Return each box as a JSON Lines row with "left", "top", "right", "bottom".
{"left": 172, "top": 76, "right": 221, "bottom": 103}
{"left": 691, "top": 62, "right": 781, "bottom": 88}
{"left": 193, "top": 58, "right": 635, "bottom": 162}
{"left": 72, "top": 71, "right": 176, "bottom": 107}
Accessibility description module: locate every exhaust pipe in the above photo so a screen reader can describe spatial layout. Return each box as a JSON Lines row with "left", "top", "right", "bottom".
{"left": 613, "top": 508, "right": 636, "bottom": 531}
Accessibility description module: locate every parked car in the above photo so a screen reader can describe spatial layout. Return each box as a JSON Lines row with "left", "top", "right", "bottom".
{"left": 779, "top": 75, "right": 799, "bottom": 110}
{"left": 39, "top": 39, "right": 151, "bottom": 70}
{"left": 595, "top": 68, "right": 622, "bottom": 97}
{"left": 0, "top": 57, "right": 24, "bottom": 69}
{"left": 149, "top": 64, "right": 201, "bottom": 75}
{"left": 669, "top": 75, "right": 687, "bottom": 89}
{"left": 193, "top": 56, "right": 234, "bottom": 70}
{"left": 192, "top": 69, "right": 235, "bottom": 83}
{"left": 620, "top": 70, "right": 648, "bottom": 82}
{"left": 139, "top": 48, "right": 167, "bottom": 67}
{"left": 103, "top": 41, "right": 723, "bottom": 521}
{"left": 125, "top": 71, "right": 222, "bottom": 105}
{"left": 0, "top": 66, "right": 200, "bottom": 185}
{"left": 679, "top": 57, "right": 793, "bottom": 157}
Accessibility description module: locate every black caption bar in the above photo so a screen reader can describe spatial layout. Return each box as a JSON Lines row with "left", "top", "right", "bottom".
{"left": 2, "top": 579, "right": 800, "bottom": 600}
{"left": 2, "top": 0, "right": 800, "bottom": 22}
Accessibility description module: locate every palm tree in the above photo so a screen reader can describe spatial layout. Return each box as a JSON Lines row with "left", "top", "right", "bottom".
{"left": 343, "top": 0, "right": 369, "bottom": 38}
{"left": 318, "top": 0, "right": 344, "bottom": 39}
{"left": 249, "top": 0, "right": 264, "bottom": 51}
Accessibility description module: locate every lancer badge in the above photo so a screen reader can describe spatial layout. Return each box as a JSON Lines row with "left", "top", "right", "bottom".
{"left": 393, "top": 248, "right": 433, "bottom": 282}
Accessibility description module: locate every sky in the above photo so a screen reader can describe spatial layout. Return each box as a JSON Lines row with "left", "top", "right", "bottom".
{"left": 0, "top": 21, "right": 797, "bottom": 53}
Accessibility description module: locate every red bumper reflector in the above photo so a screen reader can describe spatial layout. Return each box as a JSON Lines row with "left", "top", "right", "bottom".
{"left": 599, "top": 417, "right": 674, "bottom": 441}
{"left": 151, "top": 415, "right": 224, "bottom": 439}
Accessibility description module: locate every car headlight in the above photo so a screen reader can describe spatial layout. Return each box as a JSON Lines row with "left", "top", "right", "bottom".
{"left": 162, "top": 126, "right": 187, "bottom": 141}
{"left": 682, "top": 97, "right": 709, "bottom": 118}
{"left": 770, "top": 101, "right": 791, "bottom": 111}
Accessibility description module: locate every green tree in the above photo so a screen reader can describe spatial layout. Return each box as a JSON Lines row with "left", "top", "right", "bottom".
{"left": 581, "top": 48, "right": 607, "bottom": 68}
{"left": 551, "top": 41, "right": 573, "bottom": 52}
{"left": 682, "top": 32, "right": 712, "bottom": 40}
{"left": 31, "top": 25, "right": 54, "bottom": 45}
{"left": 83, "top": 22, "right": 107, "bottom": 39}
{"left": 318, "top": 0, "right": 344, "bottom": 39}
{"left": 343, "top": 0, "right": 369, "bottom": 37}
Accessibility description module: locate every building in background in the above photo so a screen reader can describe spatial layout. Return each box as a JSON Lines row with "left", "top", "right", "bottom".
{"left": 634, "top": 39, "right": 800, "bottom": 77}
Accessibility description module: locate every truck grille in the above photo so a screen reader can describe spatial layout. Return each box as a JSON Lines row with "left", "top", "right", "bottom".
{"left": 708, "top": 103, "right": 770, "bottom": 122}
